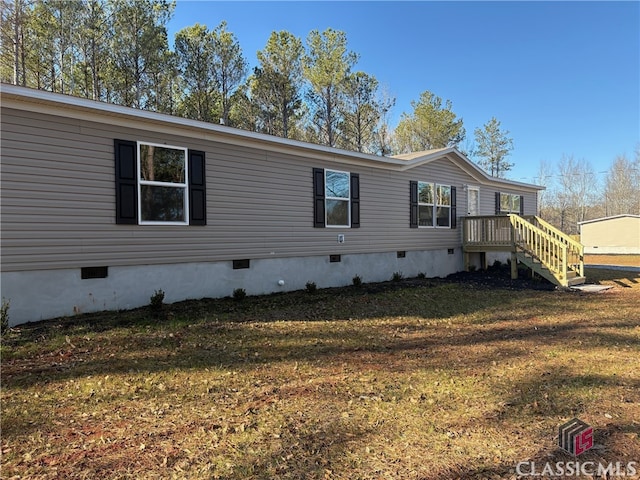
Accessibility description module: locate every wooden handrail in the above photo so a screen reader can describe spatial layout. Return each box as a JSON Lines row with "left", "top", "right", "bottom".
{"left": 531, "top": 216, "right": 584, "bottom": 278}
{"left": 509, "top": 214, "right": 568, "bottom": 279}
{"left": 463, "top": 216, "right": 513, "bottom": 246}
{"left": 462, "top": 214, "right": 585, "bottom": 285}
{"left": 532, "top": 216, "right": 583, "bottom": 252}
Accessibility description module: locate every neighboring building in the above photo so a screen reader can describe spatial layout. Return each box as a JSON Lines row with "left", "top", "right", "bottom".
{"left": 1, "top": 85, "right": 542, "bottom": 325}
{"left": 579, "top": 215, "right": 640, "bottom": 254}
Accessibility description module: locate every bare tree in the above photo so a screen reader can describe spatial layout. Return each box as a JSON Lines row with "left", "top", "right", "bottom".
{"left": 603, "top": 153, "right": 640, "bottom": 216}
{"left": 535, "top": 159, "right": 555, "bottom": 218}
{"left": 555, "top": 154, "right": 600, "bottom": 233}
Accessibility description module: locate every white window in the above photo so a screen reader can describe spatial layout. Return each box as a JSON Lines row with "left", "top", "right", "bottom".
{"left": 500, "top": 192, "right": 521, "bottom": 214}
{"left": 325, "top": 169, "right": 350, "bottom": 227}
{"left": 138, "top": 142, "right": 189, "bottom": 224}
{"left": 436, "top": 184, "right": 451, "bottom": 227}
{"left": 418, "top": 181, "right": 434, "bottom": 227}
{"left": 418, "top": 182, "right": 451, "bottom": 227}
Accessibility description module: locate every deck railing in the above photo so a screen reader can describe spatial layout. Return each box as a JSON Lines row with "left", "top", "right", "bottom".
{"left": 530, "top": 216, "right": 584, "bottom": 278}
{"left": 462, "top": 215, "right": 513, "bottom": 249}
{"left": 462, "top": 214, "right": 585, "bottom": 286}
{"left": 510, "top": 214, "right": 568, "bottom": 281}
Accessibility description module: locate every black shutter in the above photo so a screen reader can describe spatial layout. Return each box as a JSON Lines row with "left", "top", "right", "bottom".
{"left": 450, "top": 186, "right": 457, "bottom": 229}
{"left": 519, "top": 195, "right": 525, "bottom": 216}
{"left": 114, "top": 139, "right": 138, "bottom": 224}
{"left": 188, "top": 149, "right": 206, "bottom": 225}
{"left": 495, "top": 192, "right": 501, "bottom": 215}
{"left": 410, "top": 181, "right": 418, "bottom": 228}
{"left": 313, "top": 168, "right": 325, "bottom": 228}
{"left": 350, "top": 173, "right": 360, "bottom": 228}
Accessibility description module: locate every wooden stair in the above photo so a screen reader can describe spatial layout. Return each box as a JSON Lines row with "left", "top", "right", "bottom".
{"left": 510, "top": 215, "right": 585, "bottom": 288}
{"left": 515, "top": 250, "right": 586, "bottom": 287}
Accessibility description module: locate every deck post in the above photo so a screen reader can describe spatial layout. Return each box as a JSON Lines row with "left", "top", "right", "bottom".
{"left": 510, "top": 252, "right": 518, "bottom": 280}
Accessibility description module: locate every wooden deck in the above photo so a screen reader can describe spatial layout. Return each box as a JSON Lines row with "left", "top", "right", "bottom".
{"left": 462, "top": 215, "right": 585, "bottom": 287}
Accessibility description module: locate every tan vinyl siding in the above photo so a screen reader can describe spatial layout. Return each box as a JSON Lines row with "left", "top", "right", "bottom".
{"left": 1, "top": 105, "right": 538, "bottom": 272}
{"left": 580, "top": 216, "right": 640, "bottom": 249}
{"left": 478, "top": 187, "right": 538, "bottom": 216}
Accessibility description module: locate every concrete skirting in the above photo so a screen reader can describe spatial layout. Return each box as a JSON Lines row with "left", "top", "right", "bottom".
{"left": 1, "top": 248, "right": 463, "bottom": 326}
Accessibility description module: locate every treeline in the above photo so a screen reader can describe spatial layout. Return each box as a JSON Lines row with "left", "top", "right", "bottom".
{"left": 2, "top": 0, "right": 414, "bottom": 155}
{"left": 537, "top": 151, "right": 640, "bottom": 235}
{"left": 1, "top": 0, "right": 508, "bottom": 160}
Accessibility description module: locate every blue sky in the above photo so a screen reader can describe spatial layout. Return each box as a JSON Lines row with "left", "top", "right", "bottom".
{"left": 167, "top": 1, "right": 640, "bottom": 185}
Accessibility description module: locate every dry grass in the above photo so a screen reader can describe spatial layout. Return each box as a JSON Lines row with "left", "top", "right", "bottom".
{"left": 1, "top": 266, "right": 639, "bottom": 479}
{"left": 585, "top": 254, "right": 640, "bottom": 267}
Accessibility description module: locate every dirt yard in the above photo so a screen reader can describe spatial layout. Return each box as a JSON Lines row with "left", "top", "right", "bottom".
{"left": 2, "top": 266, "right": 639, "bottom": 479}
{"left": 584, "top": 254, "right": 640, "bottom": 267}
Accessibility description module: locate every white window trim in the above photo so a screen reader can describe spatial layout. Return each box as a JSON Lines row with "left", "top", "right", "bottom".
{"left": 325, "top": 169, "right": 351, "bottom": 228}
{"left": 417, "top": 182, "right": 452, "bottom": 228}
{"left": 435, "top": 183, "right": 451, "bottom": 228}
{"left": 137, "top": 141, "right": 189, "bottom": 225}
{"left": 417, "top": 181, "right": 435, "bottom": 229}
{"left": 467, "top": 186, "right": 480, "bottom": 216}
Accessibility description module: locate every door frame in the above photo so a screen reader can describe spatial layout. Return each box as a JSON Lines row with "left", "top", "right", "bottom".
{"left": 467, "top": 186, "right": 480, "bottom": 216}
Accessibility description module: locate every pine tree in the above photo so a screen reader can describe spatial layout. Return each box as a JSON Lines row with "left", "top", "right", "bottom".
{"left": 249, "top": 30, "right": 304, "bottom": 138}
{"left": 175, "top": 23, "right": 216, "bottom": 121}
{"left": 303, "top": 28, "right": 358, "bottom": 147}
{"left": 474, "top": 117, "right": 514, "bottom": 178}
{"left": 338, "top": 71, "right": 394, "bottom": 153}
{"left": 210, "top": 21, "right": 247, "bottom": 127}
{"left": 394, "top": 90, "right": 465, "bottom": 152}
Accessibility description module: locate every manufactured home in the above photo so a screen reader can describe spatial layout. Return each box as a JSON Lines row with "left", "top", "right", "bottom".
{"left": 579, "top": 215, "right": 640, "bottom": 254}
{"left": 2, "top": 85, "right": 566, "bottom": 326}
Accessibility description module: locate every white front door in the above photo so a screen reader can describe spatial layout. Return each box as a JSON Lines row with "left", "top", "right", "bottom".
{"left": 468, "top": 187, "right": 479, "bottom": 216}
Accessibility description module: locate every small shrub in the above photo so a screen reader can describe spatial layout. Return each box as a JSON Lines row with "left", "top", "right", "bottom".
{"left": 417, "top": 272, "right": 426, "bottom": 279}
{"left": 305, "top": 281, "right": 317, "bottom": 293}
{"left": 391, "top": 271, "right": 403, "bottom": 282}
{"left": 468, "top": 265, "right": 477, "bottom": 272}
{"left": 492, "top": 260, "right": 503, "bottom": 269}
{"left": 1, "top": 298, "right": 9, "bottom": 334}
{"left": 150, "top": 289, "right": 165, "bottom": 311}
{"left": 352, "top": 275, "right": 362, "bottom": 287}
{"left": 233, "top": 288, "right": 247, "bottom": 301}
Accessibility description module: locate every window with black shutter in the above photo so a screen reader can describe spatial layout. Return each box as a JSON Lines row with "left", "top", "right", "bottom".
{"left": 497, "top": 192, "right": 523, "bottom": 214}
{"left": 114, "top": 139, "right": 206, "bottom": 226}
{"left": 313, "top": 168, "right": 360, "bottom": 228}
{"left": 412, "top": 181, "right": 454, "bottom": 228}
